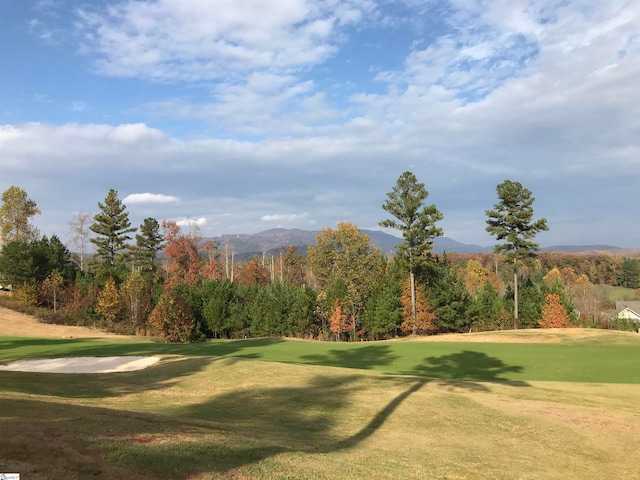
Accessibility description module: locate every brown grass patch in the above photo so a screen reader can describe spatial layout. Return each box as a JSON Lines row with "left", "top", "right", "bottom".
{"left": 399, "top": 327, "right": 640, "bottom": 343}
{"left": 0, "top": 305, "right": 130, "bottom": 339}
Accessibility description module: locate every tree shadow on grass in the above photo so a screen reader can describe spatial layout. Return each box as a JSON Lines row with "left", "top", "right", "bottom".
{"left": 0, "top": 336, "right": 283, "bottom": 362}
{"left": 300, "top": 344, "right": 399, "bottom": 370}
{"left": 1, "top": 350, "right": 529, "bottom": 478}
{"left": 405, "top": 350, "right": 529, "bottom": 391}
{"left": 0, "top": 356, "right": 216, "bottom": 399}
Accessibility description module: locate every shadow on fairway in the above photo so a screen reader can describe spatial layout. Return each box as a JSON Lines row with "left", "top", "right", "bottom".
{"left": 0, "top": 336, "right": 283, "bottom": 361}
{"left": 406, "top": 350, "right": 529, "bottom": 390}
{"left": 0, "top": 356, "right": 216, "bottom": 399}
{"left": 1, "top": 350, "right": 529, "bottom": 478}
{"left": 300, "top": 344, "right": 399, "bottom": 370}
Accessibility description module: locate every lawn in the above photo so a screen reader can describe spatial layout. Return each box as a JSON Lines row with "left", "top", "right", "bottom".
{"left": 1, "top": 330, "right": 640, "bottom": 479}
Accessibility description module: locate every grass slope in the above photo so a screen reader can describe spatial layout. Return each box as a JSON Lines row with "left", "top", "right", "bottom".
{"left": 2, "top": 329, "right": 640, "bottom": 479}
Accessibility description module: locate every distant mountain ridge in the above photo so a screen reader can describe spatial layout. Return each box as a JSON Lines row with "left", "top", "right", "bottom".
{"left": 205, "top": 228, "right": 622, "bottom": 259}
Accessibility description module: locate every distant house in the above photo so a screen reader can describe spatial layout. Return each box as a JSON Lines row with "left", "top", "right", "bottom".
{"left": 612, "top": 301, "right": 640, "bottom": 322}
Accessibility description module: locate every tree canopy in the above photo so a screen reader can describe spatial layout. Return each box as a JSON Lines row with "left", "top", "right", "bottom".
{"left": 485, "top": 180, "right": 548, "bottom": 262}
{"left": 379, "top": 171, "right": 443, "bottom": 270}
{"left": 0, "top": 185, "right": 41, "bottom": 246}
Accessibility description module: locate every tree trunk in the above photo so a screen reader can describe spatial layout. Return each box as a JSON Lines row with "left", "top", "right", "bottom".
{"left": 410, "top": 271, "right": 417, "bottom": 335}
{"left": 513, "top": 268, "right": 519, "bottom": 330}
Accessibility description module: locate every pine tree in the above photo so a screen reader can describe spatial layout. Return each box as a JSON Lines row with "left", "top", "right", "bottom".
{"left": 486, "top": 180, "right": 548, "bottom": 329}
{"left": 380, "top": 172, "right": 443, "bottom": 328}
{"left": 90, "top": 189, "right": 136, "bottom": 282}
{"left": 130, "top": 217, "right": 163, "bottom": 280}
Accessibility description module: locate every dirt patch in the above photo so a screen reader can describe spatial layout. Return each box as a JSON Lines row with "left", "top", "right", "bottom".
{"left": 0, "top": 305, "right": 130, "bottom": 339}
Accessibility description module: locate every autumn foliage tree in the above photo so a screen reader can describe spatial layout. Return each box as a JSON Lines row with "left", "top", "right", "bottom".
{"left": 0, "top": 185, "right": 41, "bottom": 246}
{"left": 307, "top": 222, "right": 383, "bottom": 336}
{"left": 96, "top": 277, "right": 123, "bottom": 329}
{"left": 539, "top": 293, "right": 569, "bottom": 328}
{"left": 236, "top": 257, "right": 270, "bottom": 286}
{"left": 148, "top": 290, "right": 195, "bottom": 343}
{"left": 458, "top": 259, "right": 497, "bottom": 296}
{"left": 162, "top": 220, "right": 202, "bottom": 288}
{"left": 120, "top": 270, "right": 151, "bottom": 335}
{"left": 39, "top": 270, "right": 65, "bottom": 313}
{"left": 328, "top": 299, "right": 354, "bottom": 340}
{"left": 399, "top": 276, "right": 436, "bottom": 335}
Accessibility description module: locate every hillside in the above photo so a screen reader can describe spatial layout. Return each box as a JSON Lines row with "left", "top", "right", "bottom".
{"left": 205, "top": 228, "right": 624, "bottom": 260}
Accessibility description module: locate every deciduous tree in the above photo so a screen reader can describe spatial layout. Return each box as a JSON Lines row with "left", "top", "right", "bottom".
{"left": 486, "top": 180, "right": 548, "bottom": 329}
{"left": 148, "top": 290, "right": 195, "bottom": 343}
{"left": 96, "top": 277, "right": 123, "bottom": 328}
{"left": 539, "top": 293, "right": 569, "bottom": 328}
{"left": 68, "top": 210, "right": 92, "bottom": 272}
{"left": 162, "top": 220, "right": 201, "bottom": 288}
{"left": 307, "top": 222, "right": 384, "bottom": 336}
{"left": 39, "top": 270, "right": 65, "bottom": 313}
{"left": 120, "top": 270, "right": 151, "bottom": 334}
{"left": 0, "top": 185, "right": 41, "bottom": 246}
{"left": 399, "top": 275, "right": 436, "bottom": 335}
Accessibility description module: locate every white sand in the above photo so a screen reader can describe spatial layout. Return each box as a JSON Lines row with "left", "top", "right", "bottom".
{"left": 0, "top": 356, "right": 160, "bottom": 373}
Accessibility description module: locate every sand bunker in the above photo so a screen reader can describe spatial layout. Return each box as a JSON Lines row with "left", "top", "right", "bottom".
{"left": 0, "top": 356, "right": 160, "bottom": 374}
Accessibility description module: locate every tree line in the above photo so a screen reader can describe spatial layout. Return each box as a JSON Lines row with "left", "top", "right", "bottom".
{"left": 0, "top": 175, "right": 638, "bottom": 342}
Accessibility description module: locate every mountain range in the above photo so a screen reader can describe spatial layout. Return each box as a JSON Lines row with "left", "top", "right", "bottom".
{"left": 206, "top": 228, "right": 623, "bottom": 259}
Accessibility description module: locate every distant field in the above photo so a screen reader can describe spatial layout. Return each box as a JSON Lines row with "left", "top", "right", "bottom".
{"left": 2, "top": 315, "right": 640, "bottom": 479}
{"left": 608, "top": 285, "right": 640, "bottom": 302}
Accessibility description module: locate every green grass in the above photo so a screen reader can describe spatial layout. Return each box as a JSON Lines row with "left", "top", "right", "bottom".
{"left": 2, "top": 333, "right": 640, "bottom": 383}
{"left": 608, "top": 285, "right": 640, "bottom": 302}
{"left": 2, "top": 330, "right": 640, "bottom": 479}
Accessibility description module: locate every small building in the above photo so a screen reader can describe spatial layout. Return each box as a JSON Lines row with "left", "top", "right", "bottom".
{"left": 612, "top": 301, "right": 640, "bottom": 322}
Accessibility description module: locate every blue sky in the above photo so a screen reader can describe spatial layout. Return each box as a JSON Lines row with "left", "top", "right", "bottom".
{"left": 1, "top": 0, "right": 639, "bottom": 248}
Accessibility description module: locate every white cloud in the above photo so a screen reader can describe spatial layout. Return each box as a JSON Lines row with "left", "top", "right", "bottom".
{"left": 76, "top": 0, "right": 376, "bottom": 81}
{"left": 176, "top": 217, "right": 207, "bottom": 228}
{"left": 261, "top": 213, "right": 309, "bottom": 222}
{"left": 4, "top": 1, "right": 640, "bottom": 248}
{"left": 123, "top": 193, "right": 180, "bottom": 204}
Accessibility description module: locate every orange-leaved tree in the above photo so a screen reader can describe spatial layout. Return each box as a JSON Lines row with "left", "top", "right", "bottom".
{"left": 328, "top": 298, "right": 355, "bottom": 340}
{"left": 399, "top": 275, "right": 437, "bottom": 335}
{"left": 162, "top": 220, "right": 201, "bottom": 288}
{"left": 539, "top": 293, "right": 569, "bottom": 328}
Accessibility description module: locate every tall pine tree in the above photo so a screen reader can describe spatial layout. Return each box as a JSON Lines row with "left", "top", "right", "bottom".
{"left": 486, "top": 180, "right": 548, "bottom": 329}
{"left": 90, "top": 189, "right": 136, "bottom": 283}
{"left": 380, "top": 172, "right": 443, "bottom": 327}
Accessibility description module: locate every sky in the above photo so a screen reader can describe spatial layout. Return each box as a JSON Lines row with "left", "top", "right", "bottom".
{"left": 1, "top": 0, "right": 639, "bottom": 249}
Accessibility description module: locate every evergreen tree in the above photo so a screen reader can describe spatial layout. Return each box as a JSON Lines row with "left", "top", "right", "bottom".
{"left": 363, "top": 277, "right": 402, "bottom": 340}
{"left": 380, "top": 172, "right": 443, "bottom": 327}
{"left": 469, "top": 280, "right": 509, "bottom": 331}
{"left": 130, "top": 217, "right": 164, "bottom": 280}
{"left": 90, "top": 189, "right": 136, "bottom": 282}
{"left": 486, "top": 180, "right": 548, "bottom": 329}
{"left": 618, "top": 258, "right": 640, "bottom": 289}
